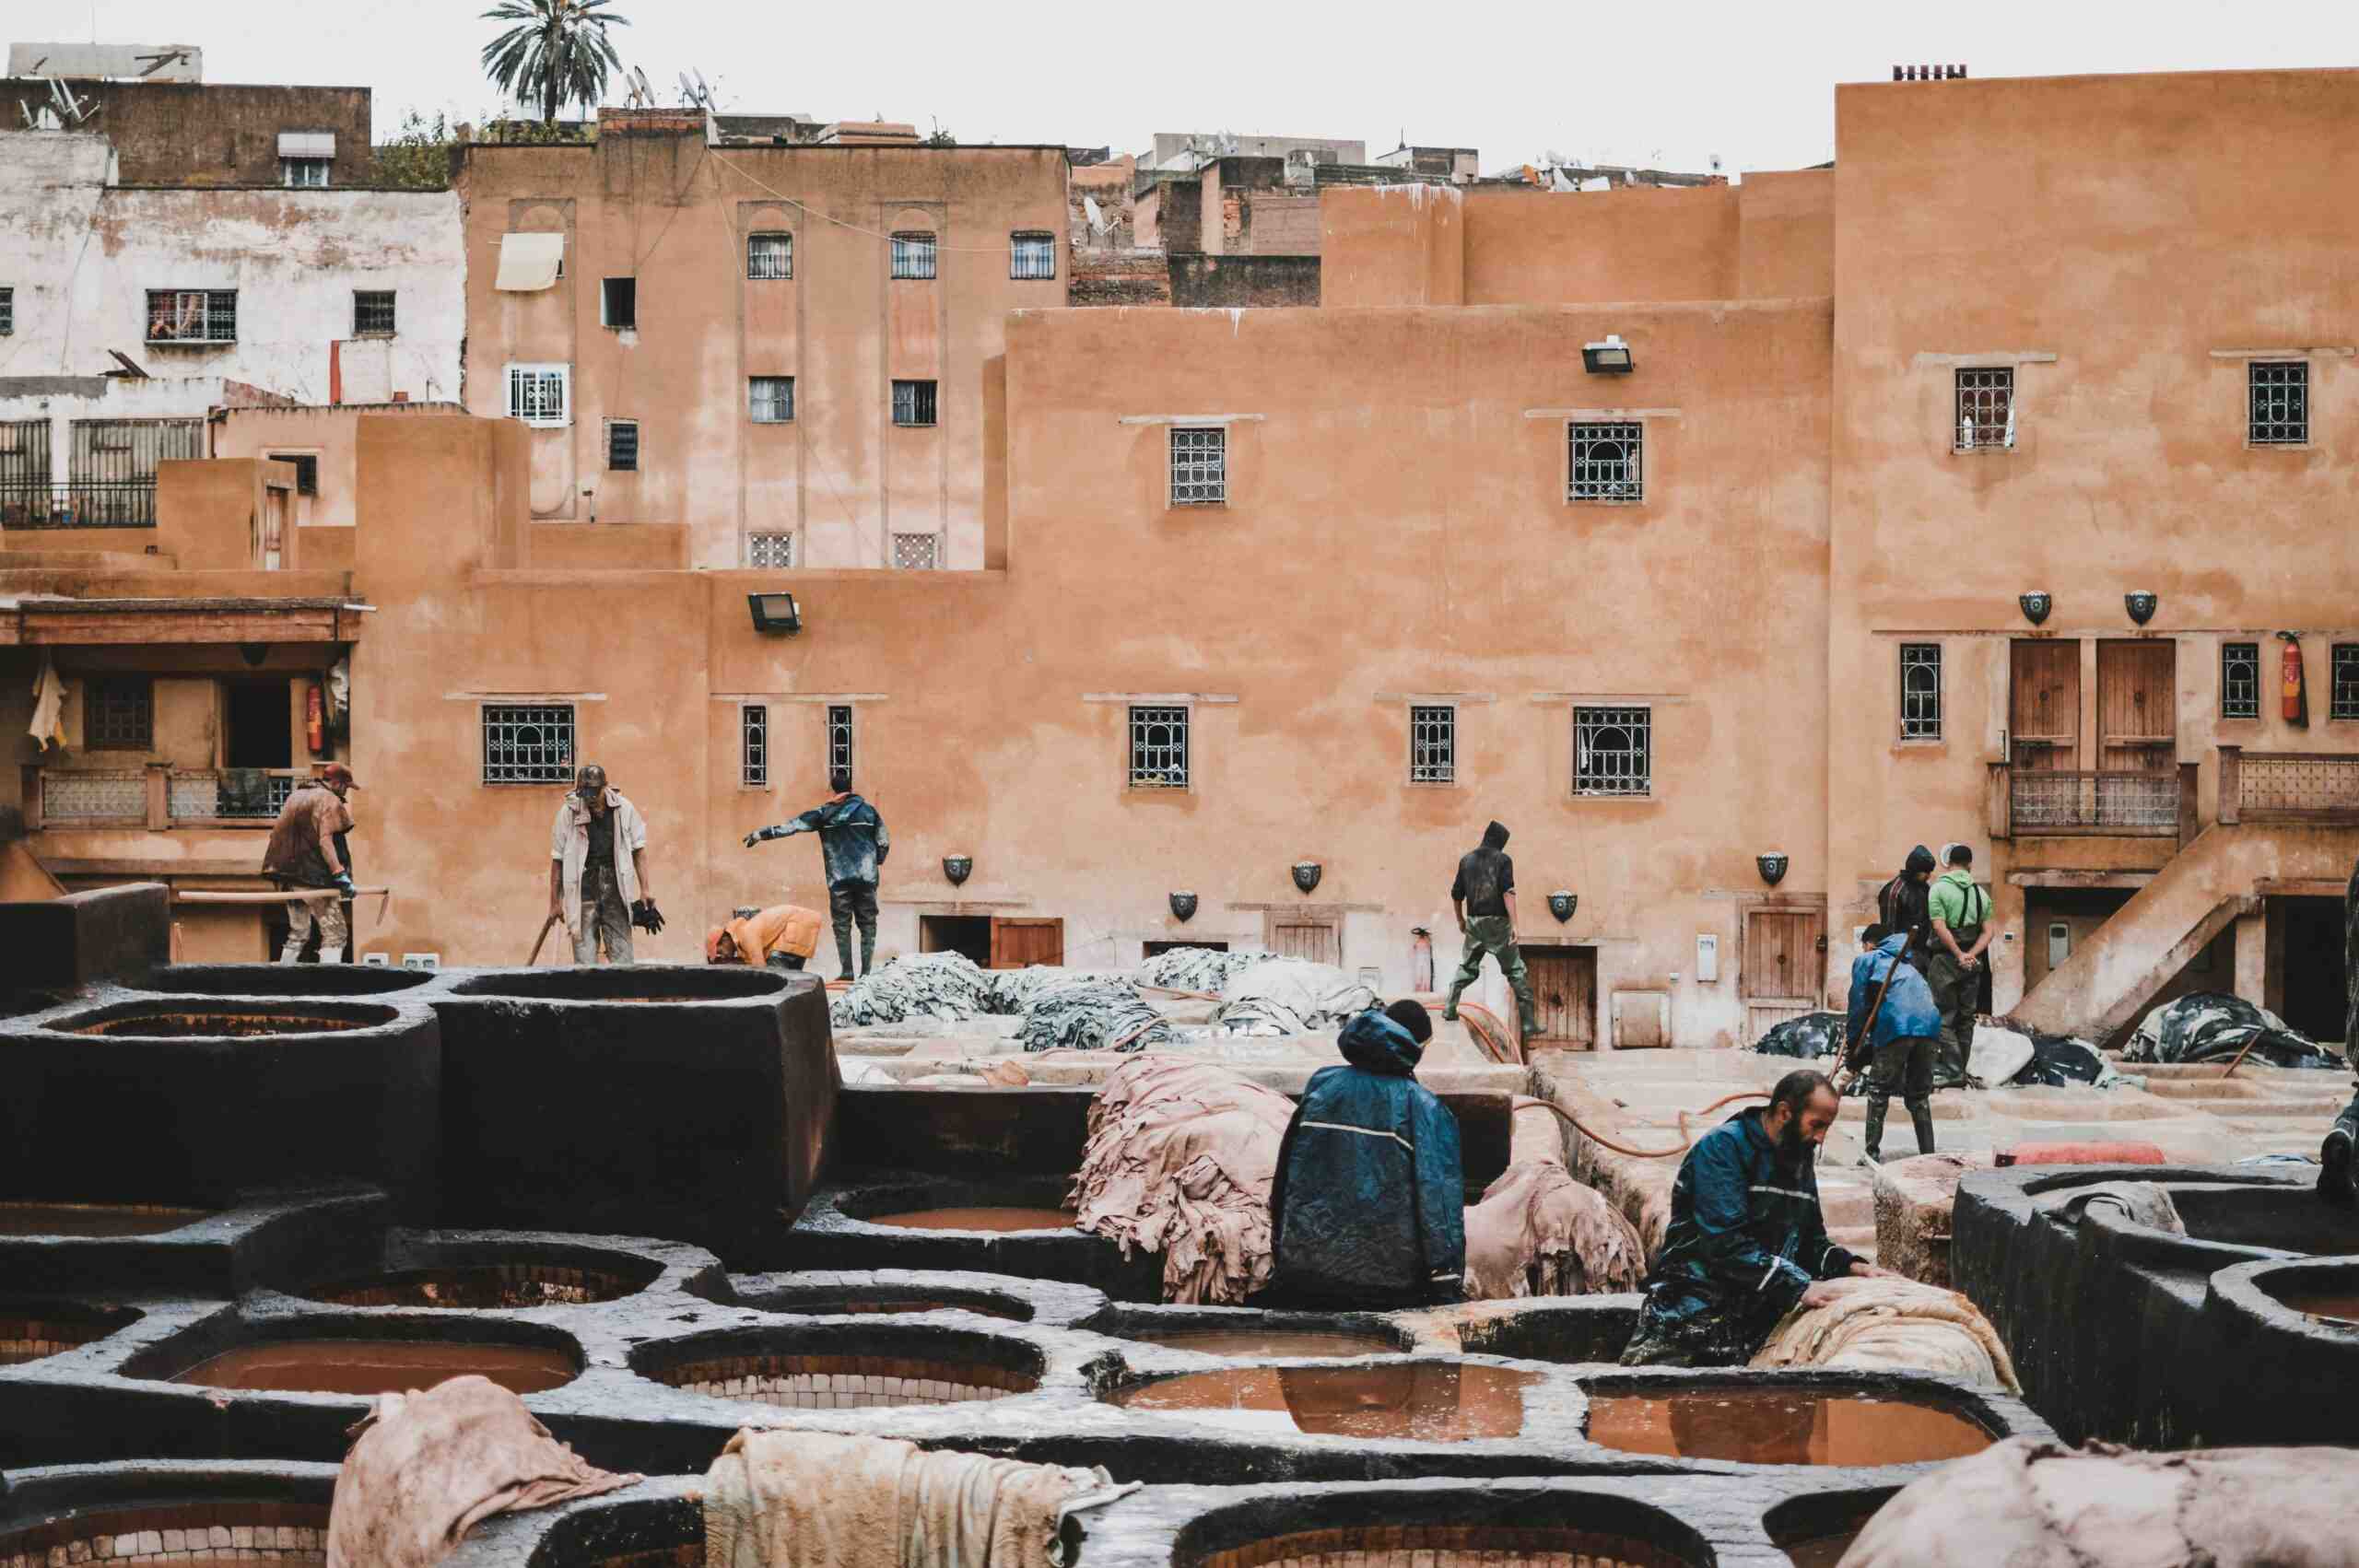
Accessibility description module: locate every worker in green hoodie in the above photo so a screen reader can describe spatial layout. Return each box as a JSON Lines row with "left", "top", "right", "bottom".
{"left": 1926, "top": 843, "right": 1992, "bottom": 1083}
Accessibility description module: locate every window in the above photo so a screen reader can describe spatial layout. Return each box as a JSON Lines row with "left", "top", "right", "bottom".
{"left": 1567, "top": 420, "right": 1642, "bottom": 501}
{"left": 2222, "top": 641, "right": 2260, "bottom": 720}
{"left": 890, "top": 231, "right": 937, "bottom": 279}
{"left": 1410, "top": 704, "right": 1455, "bottom": 784}
{"left": 1575, "top": 705, "right": 1650, "bottom": 797}
{"left": 146, "top": 289, "right": 237, "bottom": 344}
{"left": 481, "top": 703, "right": 576, "bottom": 784}
{"left": 1954, "top": 367, "right": 2013, "bottom": 450}
{"left": 0, "top": 287, "right": 13, "bottom": 335}
{"left": 352, "top": 290, "right": 395, "bottom": 336}
{"left": 746, "top": 232, "right": 792, "bottom": 279}
{"left": 827, "top": 704, "right": 855, "bottom": 785}
{"left": 1129, "top": 705, "right": 1190, "bottom": 789}
{"left": 270, "top": 453, "right": 319, "bottom": 496}
{"left": 605, "top": 419, "right": 639, "bottom": 472}
{"left": 503, "top": 363, "right": 570, "bottom": 427}
{"left": 747, "top": 531, "right": 794, "bottom": 568}
{"left": 280, "top": 157, "right": 330, "bottom": 188}
{"left": 891, "top": 380, "right": 937, "bottom": 427}
{"left": 2250, "top": 361, "right": 2308, "bottom": 445}
{"left": 2335, "top": 644, "right": 2359, "bottom": 722}
{"left": 892, "top": 532, "right": 939, "bottom": 570}
{"left": 600, "top": 277, "right": 637, "bottom": 330}
{"left": 1900, "top": 642, "right": 1942, "bottom": 739}
{"left": 1169, "top": 427, "right": 1226, "bottom": 506}
{"left": 742, "top": 704, "right": 769, "bottom": 788}
{"left": 749, "top": 376, "right": 794, "bottom": 423}
{"left": 85, "top": 677, "right": 153, "bottom": 751}
{"left": 1011, "top": 231, "right": 1056, "bottom": 280}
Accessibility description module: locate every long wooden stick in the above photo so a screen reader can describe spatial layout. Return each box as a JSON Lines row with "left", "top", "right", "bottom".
{"left": 526, "top": 908, "right": 562, "bottom": 966}
{"left": 171, "top": 886, "right": 392, "bottom": 905}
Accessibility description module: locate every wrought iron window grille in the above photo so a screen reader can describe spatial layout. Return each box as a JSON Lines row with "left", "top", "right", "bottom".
{"left": 1568, "top": 421, "right": 1643, "bottom": 501}
{"left": 1129, "top": 705, "right": 1190, "bottom": 788}
{"left": 2222, "top": 641, "right": 2261, "bottom": 720}
{"left": 1954, "top": 367, "right": 2014, "bottom": 450}
{"left": 1010, "top": 231, "right": 1056, "bottom": 280}
{"left": 1575, "top": 705, "right": 1651, "bottom": 796}
{"left": 1169, "top": 427, "right": 1226, "bottom": 506}
{"left": 2249, "top": 361, "right": 2308, "bottom": 445}
{"left": 352, "top": 290, "right": 396, "bottom": 336}
{"left": 742, "top": 704, "right": 769, "bottom": 788}
{"left": 827, "top": 704, "right": 855, "bottom": 785}
{"left": 1900, "top": 643, "right": 1943, "bottom": 739}
{"left": 746, "top": 232, "right": 792, "bottom": 280}
{"left": 747, "top": 532, "right": 794, "bottom": 568}
{"left": 481, "top": 703, "right": 577, "bottom": 785}
{"left": 1410, "top": 705, "right": 1456, "bottom": 783}
{"left": 749, "top": 376, "right": 794, "bottom": 424}
{"left": 891, "top": 380, "right": 937, "bottom": 427}
{"left": 890, "top": 232, "right": 937, "bottom": 279}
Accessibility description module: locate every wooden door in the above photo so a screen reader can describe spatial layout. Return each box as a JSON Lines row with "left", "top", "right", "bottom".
{"left": 2011, "top": 640, "right": 2080, "bottom": 771}
{"left": 988, "top": 918, "right": 1063, "bottom": 968}
{"left": 1742, "top": 908, "right": 1825, "bottom": 1000}
{"left": 2097, "top": 640, "right": 2177, "bottom": 774}
{"left": 1268, "top": 916, "right": 1342, "bottom": 966}
{"left": 1524, "top": 947, "right": 1597, "bottom": 1048}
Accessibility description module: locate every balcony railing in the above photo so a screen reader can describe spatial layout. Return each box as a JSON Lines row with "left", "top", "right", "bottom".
{"left": 1989, "top": 763, "right": 2192, "bottom": 839}
{"left": 0, "top": 480, "right": 158, "bottom": 529}
{"left": 2221, "top": 746, "right": 2359, "bottom": 825}
{"left": 22, "top": 765, "right": 309, "bottom": 831}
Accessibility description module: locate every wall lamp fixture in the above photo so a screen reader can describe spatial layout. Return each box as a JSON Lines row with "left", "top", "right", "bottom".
{"left": 1581, "top": 334, "right": 1635, "bottom": 374}
{"left": 747, "top": 591, "right": 802, "bottom": 635}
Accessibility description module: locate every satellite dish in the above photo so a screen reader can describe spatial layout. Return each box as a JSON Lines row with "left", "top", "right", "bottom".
{"left": 676, "top": 71, "right": 696, "bottom": 103}
{"left": 693, "top": 68, "right": 712, "bottom": 101}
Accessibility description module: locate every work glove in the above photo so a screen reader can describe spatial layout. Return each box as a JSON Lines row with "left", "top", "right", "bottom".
{"left": 743, "top": 825, "right": 780, "bottom": 848}
{"left": 333, "top": 873, "right": 357, "bottom": 898}
{"left": 631, "top": 898, "right": 665, "bottom": 934}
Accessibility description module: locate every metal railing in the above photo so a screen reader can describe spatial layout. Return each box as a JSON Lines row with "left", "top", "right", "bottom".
{"left": 2222, "top": 747, "right": 2359, "bottom": 825}
{"left": 23, "top": 765, "right": 311, "bottom": 831}
{"left": 32, "top": 769, "right": 147, "bottom": 824}
{"left": 2009, "top": 768, "right": 2181, "bottom": 836}
{"left": 167, "top": 770, "right": 299, "bottom": 823}
{"left": 0, "top": 480, "right": 158, "bottom": 529}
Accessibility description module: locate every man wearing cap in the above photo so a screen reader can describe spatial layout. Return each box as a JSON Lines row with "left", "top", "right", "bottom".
{"left": 550, "top": 763, "right": 660, "bottom": 965}
{"left": 263, "top": 763, "right": 358, "bottom": 964}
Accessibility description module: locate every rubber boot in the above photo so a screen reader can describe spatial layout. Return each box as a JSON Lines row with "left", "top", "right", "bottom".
{"left": 859, "top": 922, "right": 877, "bottom": 980}
{"left": 2320, "top": 1093, "right": 2359, "bottom": 1207}
{"left": 832, "top": 913, "right": 855, "bottom": 981}
{"left": 1860, "top": 1097, "right": 1887, "bottom": 1166}
{"left": 1910, "top": 1106, "right": 1937, "bottom": 1156}
{"left": 276, "top": 938, "right": 304, "bottom": 965}
{"left": 318, "top": 945, "right": 345, "bottom": 965}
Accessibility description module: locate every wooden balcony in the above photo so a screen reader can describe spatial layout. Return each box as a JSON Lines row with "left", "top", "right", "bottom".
{"left": 1988, "top": 761, "right": 2196, "bottom": 842}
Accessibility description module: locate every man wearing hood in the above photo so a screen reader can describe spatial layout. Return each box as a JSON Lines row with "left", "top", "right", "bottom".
{"left": 1444, "top": 821, "right": 1541, "bottom": 1038}
{"left": 1848, "top": 922, "right": 1943, "bottom": 1163}
{"left": 1268, "top": 1000, "right": 1465, "bottom": 1308}
{"left": 1620, "top": 1070, "right": 1895, "bottom": 1366}
{"left": 1876, "top": 846, "right": 1939, "bottom": 974}
{"left": 744, "top": 768, "right": 890, "bottom": 980}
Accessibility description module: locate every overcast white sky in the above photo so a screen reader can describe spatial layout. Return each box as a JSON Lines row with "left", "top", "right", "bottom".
{"left": 24, "top": 0, "right": 2359, "bottom": 174}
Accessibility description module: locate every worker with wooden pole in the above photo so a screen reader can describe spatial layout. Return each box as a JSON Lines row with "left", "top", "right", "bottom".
{"left": 1843, "top": 921, "right": 1944, "bottom": 1164}
{"left": 262, "top": 762, "right": 358, "bottom": 964}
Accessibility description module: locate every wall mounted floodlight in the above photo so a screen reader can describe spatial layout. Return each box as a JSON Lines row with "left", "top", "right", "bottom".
{"left": 747, "top": 591, "right": 801, "bottom": 635}
{"left": 1581, "top": 334, "right": 1635, "bottom": 374}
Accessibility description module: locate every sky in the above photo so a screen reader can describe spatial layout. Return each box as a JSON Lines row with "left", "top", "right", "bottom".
{"left": 20, "top": 0, "right": 2359, "bottom": 175}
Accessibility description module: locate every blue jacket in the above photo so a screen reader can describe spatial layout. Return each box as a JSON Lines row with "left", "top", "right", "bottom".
{"left": 774, "top": 793, "right": 889, "bottom": 887}
{"left": 1848, "top": 932, "right": 1943, "bottom": 1054}
{"left": 1269, "top": 1011, "right": 1465, "bottom": 1305}
{"left": 1640, "top": 1107, "right": 1856, "bottom": 1335}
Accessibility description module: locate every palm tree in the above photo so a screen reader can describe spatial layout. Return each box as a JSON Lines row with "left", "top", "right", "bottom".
{"left": 480, "top": 0, "right": 629, "bottom": 129}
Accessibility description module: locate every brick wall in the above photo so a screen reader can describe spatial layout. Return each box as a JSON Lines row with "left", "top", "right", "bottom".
{"left": 1168, "top": 254, "right": 1320, "bottom": 307}
{"left": 13, "top": 80, "right": 374, "bottom": 186}
{"left": 1072, "top": 252, "right": 1172, "bottom": 308}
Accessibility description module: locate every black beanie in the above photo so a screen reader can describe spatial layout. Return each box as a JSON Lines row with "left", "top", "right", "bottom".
{"left": 1384, "top": 999, "right": 1435, "bottom": 1045}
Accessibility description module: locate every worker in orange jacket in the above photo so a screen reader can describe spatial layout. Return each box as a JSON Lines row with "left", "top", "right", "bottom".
{"left": 706, "top": 905, "right": 825, "bottom": 972}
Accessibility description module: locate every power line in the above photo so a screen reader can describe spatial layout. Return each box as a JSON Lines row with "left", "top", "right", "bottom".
{"left": 707, "top": 149, "right": 1038, "bottom": 254}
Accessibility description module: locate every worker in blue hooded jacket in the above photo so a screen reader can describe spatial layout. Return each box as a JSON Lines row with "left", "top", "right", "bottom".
{"left": 1847, "top": 921, "right": 1946, "bottom": 1164}
{"left": 1267, "top": 1000, "right": 1465, "bottom": 1308}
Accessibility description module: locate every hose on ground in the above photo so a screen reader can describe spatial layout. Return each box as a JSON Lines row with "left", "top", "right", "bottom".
{"left": 1458, "top": 1001, "right": 1523, "bottom": 1067}
{"left": 1508, "top": 1088, "right": 1772, "bottom": 1160}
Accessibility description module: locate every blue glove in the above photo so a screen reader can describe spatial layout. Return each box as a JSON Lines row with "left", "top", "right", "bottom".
{"left": 333, "top": 873, "right": 357, "bottom": 898}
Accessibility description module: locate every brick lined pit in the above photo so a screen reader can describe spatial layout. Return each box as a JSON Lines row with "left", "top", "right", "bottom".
{"left": 1196, "top": 1524, "right": 1702, "bottom": 1568}
{"left": 0, "top": 1501, "right": 329, "bottom": 1565}
{"left": 648, "top": 1350, "right": 1036, "bottom": 1409}
{"left": 0, "top": 1304, "right": 137, "bottom": 1367}
{"left": 304, "top": 1263, "right": 643, "bottom": 1309}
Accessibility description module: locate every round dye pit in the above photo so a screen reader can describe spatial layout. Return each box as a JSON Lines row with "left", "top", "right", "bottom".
{"left": 448, "top": 966, "right": 787, "bottom": 1002}
{"left": 66, "top": 1007, "right": 387, "bottom": 1038}
{"left": 2165, "top": 1183, "right": 2359, "bottom": 1255}
{"left": 1108, "top": 1363, "right": 1536, "bottom": 1441}
{"left": 123, "top": 964, "right": 436, "bottom": 997}
{"left": 635, "top": 1328, "right": 1043, "bottom": 1410}
{"left": 168, "top": 1339, "right": 579, "bottom": 1397}
{"left": 1125, "top": 1328, "right": 1402, "bottom": 1359}
{"left": 301, "top": 1263, "right": 645, "bottom": 1310}
{"left": 0, "top": 1500, "right": 330, "bottom": 1566}
{"left": 739, "top": 1287, "right": 1032, "bottom": 1321}
{"left": 1183, "top": 1518, "right": 1703, "bottom": 1568}
{"left": 866, "top": 1206, "right": 1077, "bottom": 1233}
{"left": 1, "top": 1304, "right": 138, "bottom": 1366}
{"left": 1584, "top": 1387, "right": 1992, "bottom": 1466}
{"left": 0, "top": 1200, "right": 210, "bottom": 1236}
{"left": 1765, "top": 1488, "right": 1897, "bottom": 1568}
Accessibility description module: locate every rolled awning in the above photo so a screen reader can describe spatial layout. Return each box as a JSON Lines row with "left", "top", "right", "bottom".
{"left": 496, "top": 232, "right": 566, "bottom": 292}
{"left": 277, "top": 132, "right": 336, "bottom": 158}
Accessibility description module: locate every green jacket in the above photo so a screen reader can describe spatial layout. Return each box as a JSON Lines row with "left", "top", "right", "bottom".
{"left": 1928, "top": 868, "right": 1989, "bottom": 932}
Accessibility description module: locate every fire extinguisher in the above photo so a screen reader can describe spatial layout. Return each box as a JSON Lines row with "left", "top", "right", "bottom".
{"left": 306, "top": 682, "right": 326, "bottom": 755}
{"left": 2278, "top": 632, "right": 2309, "bottom": 727}
{"left": 1411, "top": 927, "right": 1435, "bottom": 993}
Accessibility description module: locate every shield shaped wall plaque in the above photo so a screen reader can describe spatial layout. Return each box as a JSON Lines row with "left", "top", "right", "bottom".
{"left": 1291, "top": 861, "right": 1323, "bottom": 895}
{"left": 1168, "top": 891, "right": 1198, "bottom": 922}
{"left": 1547, "top": 890, "right": 1578, "bottom": 922}
{"left": 2019, "top": 591, "right": 2052, "bottom": 626}
{"left": 942, "top": 855, "right": 972, "bottom": 886}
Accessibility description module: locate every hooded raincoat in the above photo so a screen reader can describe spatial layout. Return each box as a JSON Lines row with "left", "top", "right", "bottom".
{"left": 1875, "top": 846, "right": 1938, "bottom": 964}
{"left": 1847, "top": 932, "right": 1942, "bottom": 1059}
{"left": 1269, "top": 1010, "right": 1466, "bottom": 1307}
{"left": 779, "top": 793, "right": 890, "bottom": 888}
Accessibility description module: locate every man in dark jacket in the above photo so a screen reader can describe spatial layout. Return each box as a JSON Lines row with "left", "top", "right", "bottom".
{"left": 1619, "top": 1070, "right": 1895, "bottom": 1366}
{"left": 1444, "top": 820, "right": 1540, "bottom": 1037}
{"left": 1875, "top": 845, "right": 1938, "bottom": 974}
{"left": 1268, "top": 1001, "right": 1465, "bottom": 1308}
{"left": 1848, "top": 924, "right": 1944, "bottom": 1164}
{"left": 744, "top": 769, "right": 891, "bottom": 980}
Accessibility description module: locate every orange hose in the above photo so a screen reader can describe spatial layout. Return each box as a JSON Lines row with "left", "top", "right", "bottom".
{"left": 1458, "top": 1001, "right": 1523, "bottom": 1067}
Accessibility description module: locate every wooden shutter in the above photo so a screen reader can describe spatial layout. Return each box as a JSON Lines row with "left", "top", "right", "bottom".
{"left": 1524, "top": 947, "right": 1597, "bottom": 1048}
{"left": 988, "top": 918, "right": 1063, "bottom": 969}
{"left": 1268, "top": 918, "right": 1342, "bottom": 966}
{"left": 1742, "top": 908, "right": 1825, "bottom": 1000}
{"left": 2011, "top": 640, "right": 2080, "bottom": 771}
{"left": 2097, "top": 639, "right": 2177, "bottom": 774}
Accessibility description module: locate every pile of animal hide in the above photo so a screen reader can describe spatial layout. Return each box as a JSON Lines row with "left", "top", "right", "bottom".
{"left": 1842, "top": 1437, "right": 2355, "bottom": 1568}
{"left": 1135, "top": 946, "right": 1272, "bottom": 993}
{"left": 2125, "top": 990, "right": 2345, "bottom": 1071}
{"left": 1749, "top": 1275, "right": 2021, "bottom": 1392}
{"left": 1015, "top": 979, "right": 1174, "bottom": 1054}
{"left": 1218, "top": 957, "right": 1379, "bottom": 1026}
{"left": 1068, "top": 1057, "right": 1295, "bottom": 1303}
{"left": 1461, "top": 1160, "right": 1646, "bottom": 1300}
{"left": 2032, "top": 1180, "right": 2184, "bottom": 1235}
{"left": 989, "top": 964, "right": 1090, "bottom": 1014}
{"left": 829, "top": 952, "right": 997, "bottom": 1028}
{"left": 1752, "top": 1011, "right": 1843, "bottom": 1061}
{"left": 1207, "top": 995, "right": 1312, "bottom": 1036}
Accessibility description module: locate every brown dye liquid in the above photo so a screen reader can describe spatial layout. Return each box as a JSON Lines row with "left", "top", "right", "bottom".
{"left": 1109, "top": 1363, "right": 1533, "bottom": 1440}
{"left": 1780, "top": 1528, "right": 1865, "bottom": 1568}
{"left": 170, "top": 1339, "right": 577, "bottom": 1396}
{"left": 306, "top": 1267, "right": 624, "bottom": 1309}
{"left": 1586, "top": 1389, "right": 1991, "bottom": 1466}
{"left": 868, "top": 1206, "right": 1076, "bottom": 1232}
{"left": 1129, "top": 1328, "right": 1402, "bottom": 1358}
{"left": 0, "top": 1201, "right": 208, "bottom": 1236}
{"left": 2273, "top": 1292, "right": 2359, "bottom": 1325}
{"left": 75, "top": 1012, "right": 361, "bottom": 1037}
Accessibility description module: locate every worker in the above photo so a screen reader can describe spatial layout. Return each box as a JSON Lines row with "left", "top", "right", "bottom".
{"left": 549, "top": 763, "right": 661, "bottom": 966}
{"left": 1875, "top": 845, "right": 1939, "bottom": 974}
{"left": 1267, "top": 1000, "right": 1465, "bottom": 1309}
{"left": 1443, "top": 820, "right": 1541, "bottom": 1039}
{"left": 707, "top": 904, "right": 825, "bottom": 972}
{"left": 1848, "top": 922, "right": 1942, "bottom": 1163}
{"left": 1619, "top": 1070, "right": 1896, "bottom": 1366}
{"left": 262, "top": 762, "right": 358, "bottom": 965}
{"left": 1926, "top": 843, "right": 1992, "bottom": 1084}
{"left": 744, "top": 768, "right": 889, "bottom": 981}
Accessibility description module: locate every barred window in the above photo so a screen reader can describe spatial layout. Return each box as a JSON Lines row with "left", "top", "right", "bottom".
{"left": 481, "top": 703, "right": 576, "bottom": 784}
{"left": 1575, "top": 705, "right": 1650, "bottom": 797}
{"left": 269, "top": 452, "right": 319, "bottom": 496}
{"left": 503, "top": 362, "right": 569, "bottom": 426}
{"left": 85, "top": 677, "right": 153, "bottom": 751}
{"left": 1954, "top": 367, "right": 2013, "bottom": 450}
{"left": 749, "top": 376, "right": 794, "bottom": 423}
{"left": 1410, "top": 704, "right": 1455, "bottom": 784}
{"left": 892, "top": 532, "right": 939, "bottom": 570}
{"left": 2334, "top": 644, "right": 2359, "bottom": 722}
{"left": 1129, "top": 705, "right": 1190, "bottom": 789}
{"left": 1900, "top": 642, "right": 1942, "bottom": 739}
{"left": 146, "top": 289, "right": 237, "bottom": 344}
{"left": 742, "top": 703, "right": 768, "bottom": 788}
{"left": 352, "top": 290, "right": 395, "bottom": 336}
{"left": 890, "top": 231, "right": 937, "bottom": 279}
{"left": 281, "top": 157, "right": 330, "bottom": 188}
{"left": 1011, "top": 230, "right": 1056, "bottom": 280}
{"left": 892, "top": 380, "right": 937, "bottom": 427}
{"left": 1170, "top": 427, "right": 1225, "bottom": 506}
{"left": 746, "top": 531, "right": 794, "bottom": 568}
{"left": 0, "top": 287, "right": 13, "bottom": 334}
{"left": 746, "top": 232, "right": 792, "bottom": 279}
{"left": 2222, "top": 641, "right": 2260, "bottom": 720}
{"left": 2250, "top": 361, "right": 2308, "bottom": 445}
{"left": 605, "top": 418, "right": 639, "bottom": 472}
{"left": 1567, "top": 421, "right": 1642, "bottom": 502}
{"left": 827, "top": 704, "right": 855, "bottom": 785}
